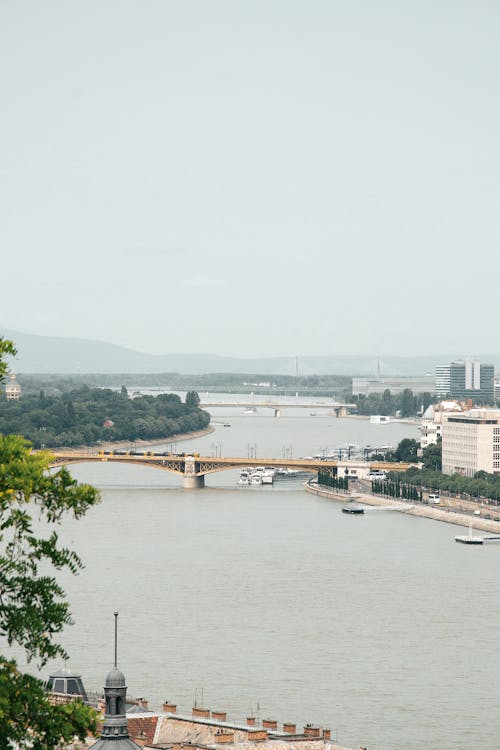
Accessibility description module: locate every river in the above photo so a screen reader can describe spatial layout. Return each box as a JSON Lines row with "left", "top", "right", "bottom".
{"left": 17, "top": 408, "right": 500, "bottom": 750}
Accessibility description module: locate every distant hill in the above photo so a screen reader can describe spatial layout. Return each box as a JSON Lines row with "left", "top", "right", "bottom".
{"left": 2, "top": 329, "right": 500, "bottom": 375}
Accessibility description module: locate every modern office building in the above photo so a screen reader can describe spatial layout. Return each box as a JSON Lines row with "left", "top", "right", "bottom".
{"left": 441, "top": 408, "right": 500, "bottom": 476}
{"left": 435, "top": 361, "right": 495, "bottom": 403}
{"left": 435, "top": 365, "right": 451, "bottom": 397}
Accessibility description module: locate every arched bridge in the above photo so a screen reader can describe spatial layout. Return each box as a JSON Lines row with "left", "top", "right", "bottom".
{"left": 49, "top": 451, "right": 413, "bottom": 489}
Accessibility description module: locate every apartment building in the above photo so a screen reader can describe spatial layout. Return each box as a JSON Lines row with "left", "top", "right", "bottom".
{"left": 441, "top": 408, "right": 500, "bottom": 476}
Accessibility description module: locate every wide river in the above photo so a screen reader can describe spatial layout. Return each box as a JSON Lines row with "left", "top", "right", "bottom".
{"left": 20, "top": 406, "right": 500, "bottom": 750}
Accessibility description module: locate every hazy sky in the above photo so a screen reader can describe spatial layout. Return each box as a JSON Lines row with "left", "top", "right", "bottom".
{"left": 1, "top": 1, "right": 499, "bottom": 357}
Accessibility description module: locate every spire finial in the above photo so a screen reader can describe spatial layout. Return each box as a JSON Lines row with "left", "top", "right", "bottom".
{"left": 114, "top": 612, "right": 119, "bottom": 667}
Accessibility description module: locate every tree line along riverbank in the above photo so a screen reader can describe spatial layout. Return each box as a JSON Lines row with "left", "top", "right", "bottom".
{"left": 0, "top": 386, "right": 210, "bottom": 448}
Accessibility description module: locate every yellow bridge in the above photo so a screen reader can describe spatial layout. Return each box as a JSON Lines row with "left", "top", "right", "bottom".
{"left": 50, "top": 451, "right": 414, "bottom": 489}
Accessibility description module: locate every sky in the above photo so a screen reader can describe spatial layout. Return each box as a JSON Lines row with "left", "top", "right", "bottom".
{"left": 1, "top": 1, "right": 499, "bottom": 358}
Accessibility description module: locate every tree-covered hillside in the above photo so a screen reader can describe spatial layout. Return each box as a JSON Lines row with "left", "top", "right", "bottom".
{"left": 0, "top": 387, "right": 210, "bottom": 448}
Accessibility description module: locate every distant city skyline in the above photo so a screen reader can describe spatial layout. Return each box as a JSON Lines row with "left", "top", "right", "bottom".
{"left": 1, "top": 1, "right": 499, "bottom": 357}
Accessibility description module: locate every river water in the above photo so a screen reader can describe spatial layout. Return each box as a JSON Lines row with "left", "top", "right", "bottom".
{"left": 19, "top": 409, "right": 500, "bottom": 750}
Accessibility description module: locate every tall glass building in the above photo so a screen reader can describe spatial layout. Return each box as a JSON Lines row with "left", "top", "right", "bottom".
{"left": 435, "top": 361, "right": 495, "bottom": 404}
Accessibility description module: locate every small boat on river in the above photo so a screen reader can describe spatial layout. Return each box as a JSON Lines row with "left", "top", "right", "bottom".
{"left": 342, "top": 506, "right": 365, "bottom": 515}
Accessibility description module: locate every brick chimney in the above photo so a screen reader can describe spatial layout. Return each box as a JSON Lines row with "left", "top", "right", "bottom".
{"left": 323, "top": 729, "right": 331, "bottom": 740}
{"left": 246, "top": 717, "right": 256, "bottom": 726}
{"left": 163, "top": 702, "right": 177, "bottom": 713}
{"left": 304, "top": 725, "right": 321, "bottom": 737}
{"left": 212, "top": 711, "right": 227, "bottom": 722}
{"left": 192, "top": 707, "right": 210, "bottom": 718}
{"left": 262, "top": 719, "right": 278, "bottom": 730}
{"left": 283, "top": 723, "right": 296, "bottom": 734}
{"left": 135, "top": 697, "right": 149, "bottom": 710}
{"left": 247, "top": 729, "right": 268, "bottom": 742}
{"left": 214, "top": 731, "right": 234, "bottom": 744}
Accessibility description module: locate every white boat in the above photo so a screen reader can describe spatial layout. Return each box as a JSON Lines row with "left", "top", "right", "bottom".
{"left": 261, "top": 471, "right": 274, "bottom": 484}
{"left": 238, "top": 471, "right": 251, "bottom": 485}
{"left": 243, "top": 407, "right": 257, "bottom": 414}
{"left": 250, "top": 474, "right": 262, "bottom": 485}
{"left": 275, "top": 467, "right": 299, "bottom": 478}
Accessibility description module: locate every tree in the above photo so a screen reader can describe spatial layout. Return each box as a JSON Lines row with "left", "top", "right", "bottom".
{"left": 185, "top": 390, "right": 200, "bottom": 407}
{"left": 0, "top": 338, "right": 99, "bottom": 749}
{"left": 422, "top": 438, "right": 442, "bottom": 471}
{"left": 393, "top": 438, "right": 419, "bottom": 462}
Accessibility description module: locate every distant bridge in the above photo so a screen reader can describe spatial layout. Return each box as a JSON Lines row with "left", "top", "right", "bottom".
{"left": 200, "top": 402, "right": 356, "bottom": 417}
{"left": 49, "top": 451, "right": 413, "bottom": 489}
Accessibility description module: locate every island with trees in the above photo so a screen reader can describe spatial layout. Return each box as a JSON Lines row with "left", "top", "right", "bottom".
{"left": 0, "top": 385, "right": 211, "bottom": 448}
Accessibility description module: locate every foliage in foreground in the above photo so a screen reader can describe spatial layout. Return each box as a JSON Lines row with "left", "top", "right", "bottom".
{"left": 0, "top": 658, "right": 97, "bottom": 750}
{"left": 0, "top": 336, "right": 100, "bottom": 748}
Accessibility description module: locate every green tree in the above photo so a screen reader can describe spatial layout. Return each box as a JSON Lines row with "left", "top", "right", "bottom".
{"left": 422, "top": 438, "right": 442, "bottom": 471}
{"left": 0, "top": 338, "right": 99, "bottom": 749}
{"left": 185, "top": 390, "right": 201, "bottom": 407}
{"left": 394, "top": 438, "right": 419, "bottom": 462}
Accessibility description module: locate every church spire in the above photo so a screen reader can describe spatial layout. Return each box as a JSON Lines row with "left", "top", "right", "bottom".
{"left": 89, "top": 613, "right": 141, "bottom": 749}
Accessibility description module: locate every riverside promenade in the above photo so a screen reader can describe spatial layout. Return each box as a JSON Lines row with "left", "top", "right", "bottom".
{"left": 305, "top": 480, "right": 500, "bottom": 535}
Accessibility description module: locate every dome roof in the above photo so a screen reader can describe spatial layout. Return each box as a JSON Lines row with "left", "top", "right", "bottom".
{"left": 50, "top": 666, "right": 82, "bottom": 679}
{"left": 105, "top": 666, "right": 126, "bottom": 688}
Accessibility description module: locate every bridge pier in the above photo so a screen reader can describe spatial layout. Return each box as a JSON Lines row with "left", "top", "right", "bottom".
{"left": 183, "top": 474, "right": 205, "bottom": 489}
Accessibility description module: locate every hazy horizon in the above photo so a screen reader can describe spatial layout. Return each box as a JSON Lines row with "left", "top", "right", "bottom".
{"left": 1, "top": 1, "right": 499, "bottom": 357}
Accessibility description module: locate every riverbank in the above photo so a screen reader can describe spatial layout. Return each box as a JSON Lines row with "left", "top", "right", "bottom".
{"left": 57, "top": 425, "right": 215, "bottom": 453}
{"left": 306, "top": 480, "right": 500, "bottom": 534}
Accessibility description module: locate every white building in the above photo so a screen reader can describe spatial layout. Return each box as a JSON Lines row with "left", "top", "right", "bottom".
{"left": 441, "top": 408, "right": 500, "bottom": 476}
{"left": 5, "top": 373, "right": 21, "bottom": 400}
{"left": 435, "top": 365, "right": 451, "bottom": 397}
{"left": 419, "top": 401, "right": 463, "bottom": 448}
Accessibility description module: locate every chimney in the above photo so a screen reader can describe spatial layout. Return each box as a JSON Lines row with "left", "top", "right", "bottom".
{"left": 323, "top": 729, "right": 331, "bottom": 740}
{"left": 246, "top": 717, "right": 256, "bottom": 726}
{"left": 247, "top": 729, "right": 268, "bottom": 742}
{"left": 135, "top": 697, "right": 149, "bottom": 710}
{"left": 262, "top": 719, "right": 278, "bottom": 730}
{"left": 304, "top": 725, "right": 321, "bottom": 737}
{"left": 212, "top": 711, "right": 227, "bottom": 722}
{"left": 214, "top": 731, "right": 234, "bottom": 744}
{"left": 192, "top": 707, "right": 210, "bottom": 718}
{"left": 283, "top": 723, "right": 296, "bottom": 734}
{"left": 163, "top": 701, "right": 177, "bottom": 713}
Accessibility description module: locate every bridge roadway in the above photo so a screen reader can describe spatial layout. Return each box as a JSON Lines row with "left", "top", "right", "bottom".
{"left": 200, "top": 401, "right": 355, "bottom": 416}
{"left": 49, "top": 451, "right": 413, "bottom": 489}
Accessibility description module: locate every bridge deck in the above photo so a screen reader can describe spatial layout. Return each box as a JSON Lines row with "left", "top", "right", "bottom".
{"left": 48, "top": 451, "right": 413, "bottom": 476}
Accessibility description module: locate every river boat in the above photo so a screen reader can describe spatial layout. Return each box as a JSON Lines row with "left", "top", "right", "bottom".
{"left": 250, "top": 474, "right": 262, "bottom": 485}
{"left": 261, "top": 470, "right": 275, "bottom": 484}
{"left": 275, "top": 467, "right": 299, "bottom": 478}
{"left": 238, "top": 471, "right": 251, "bottom": 485}
{"left": 342, "top": 506, "right": 365, "bottom": 514}
{"left": 244, "top": 407, "right": 257, "bottom": 414}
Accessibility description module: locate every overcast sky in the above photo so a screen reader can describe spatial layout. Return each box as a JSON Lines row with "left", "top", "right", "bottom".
{"left": 1, "top": 1, "right": 499, "bottom": 358}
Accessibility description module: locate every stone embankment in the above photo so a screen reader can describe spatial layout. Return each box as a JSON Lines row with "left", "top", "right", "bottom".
{"left": 306, "top": 481, "right": 500, "bottom": 534}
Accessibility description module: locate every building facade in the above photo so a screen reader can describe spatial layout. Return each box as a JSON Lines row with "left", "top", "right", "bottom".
{"left": 5, "top": 373, "right": 21, "bottom": 400}
{"left": 419, "top": 401, "right": 464, "bottom": 449}
{"left": 441, "top": 408, "right": 500, "bottom": 476}
{"left": 435, "top": 361, "right": 495, "bottom": 404}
